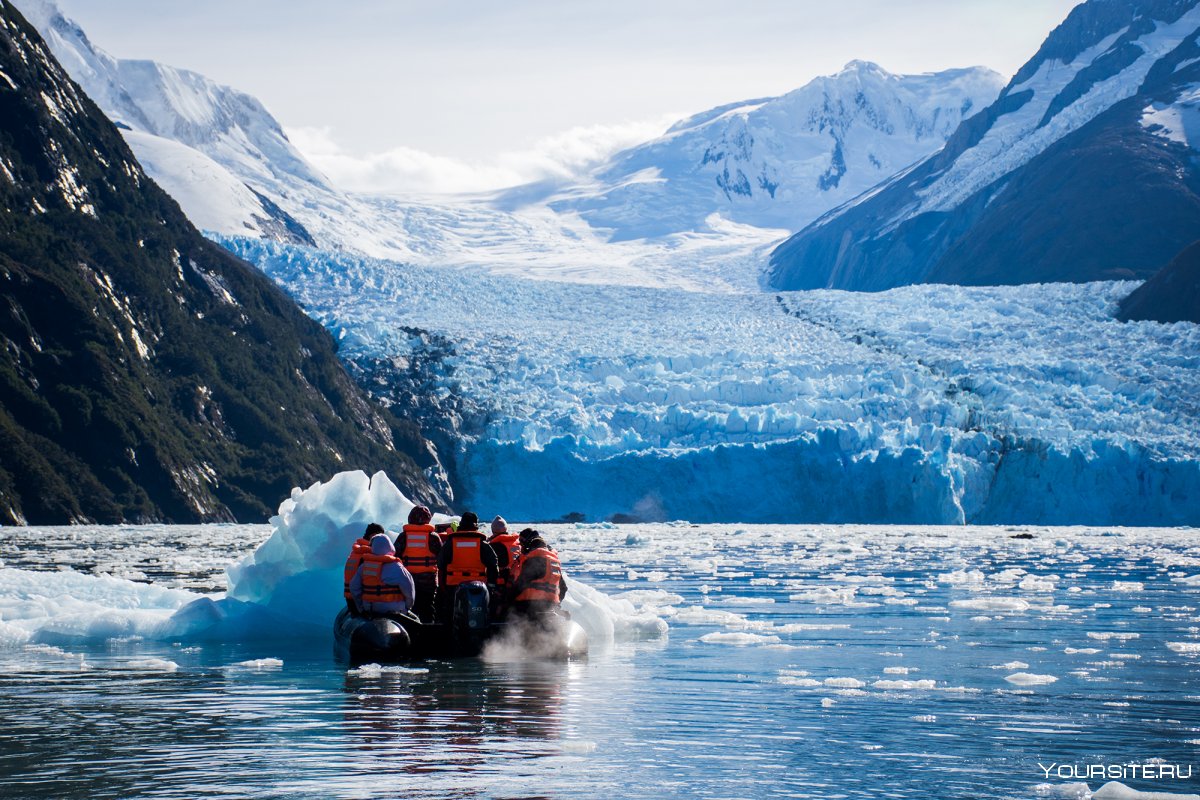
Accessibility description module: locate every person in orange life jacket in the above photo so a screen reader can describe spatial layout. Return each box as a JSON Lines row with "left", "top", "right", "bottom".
{"left": 510, "top": 535, "right": 568, "bottom": 619}
{"left": 435, "top": 511, "right": 498, "bottom": 623}
{"left": 488, "top": 515, "right": 522, "bottom": 593}
{"left": 394, "top": 505, "right": 442, "bottom": 622}
{"left": 350, "top": 534, "right": 417, "bottom": 617}
{"left": 343, "top": 523, "right": 381, "bottom": 613}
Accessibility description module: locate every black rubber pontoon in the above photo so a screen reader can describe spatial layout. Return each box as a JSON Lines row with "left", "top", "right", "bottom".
{"left": 334, "top": 581, "right": 587, "bottom": 664}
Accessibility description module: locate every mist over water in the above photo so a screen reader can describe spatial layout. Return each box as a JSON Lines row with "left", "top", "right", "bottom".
{"left": 1, "top": 522, "right": 1198, "bottom": 799}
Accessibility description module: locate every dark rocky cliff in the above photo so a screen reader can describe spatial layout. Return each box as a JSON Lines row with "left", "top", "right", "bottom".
{"left": 0, "top": 3, "right": 443, "bottom": 523}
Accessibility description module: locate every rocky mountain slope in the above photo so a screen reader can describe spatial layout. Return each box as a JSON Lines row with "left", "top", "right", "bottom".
{"left": 1119, "top": 239, "right": 1200, "bottom": 322}
{"left": 0, "top": 3, "right": 443, "bottom": 524}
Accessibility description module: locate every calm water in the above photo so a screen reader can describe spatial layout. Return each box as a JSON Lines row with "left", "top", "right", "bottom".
{"left": 1, "top": 523, "right": 1199, "bottom": 799}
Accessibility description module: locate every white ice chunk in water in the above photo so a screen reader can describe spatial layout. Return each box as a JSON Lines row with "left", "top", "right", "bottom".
{"left": 1004, "top": 672, "right": 1058, "bottom": 686}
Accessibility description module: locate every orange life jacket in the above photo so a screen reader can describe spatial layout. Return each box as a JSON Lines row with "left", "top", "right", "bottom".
{"left": 444, "top": 533, "right": 488, "bottom": 587}
{"left": 359, "top": 552, "right": 408, "bottom": 606}
{"left": 489, "top": 532, "right": 522, "bottom": 587}
{"left": 515, "top": 548, "right": 562, "bottom": 604}
{"left": 400, "top": 523, "right": 438, "bottom": 576}
{"left": 343, "top": 538, "right": 371, "bottom": 600}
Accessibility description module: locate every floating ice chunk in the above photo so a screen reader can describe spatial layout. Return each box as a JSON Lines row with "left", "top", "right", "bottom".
{"left": 768, "top": 623, "right": 850, "bottom": 633}
{"left": 1004, "top": 672, "right": 1058, "bottom": 686}
{"left": 1064, "top": 647, "right": 1102, "bottom": 655}
{"left": 823, "top": 677, "right": 866, "bottom": 688}
{"left": 671, "top": 606, "right": 754, "bottom": 628}
{"left": 939, "top": 570, "right": 987, "bottom": 586}
{"left": 1087, "top": 632, "right": 1140, "bottom": 641}
{"left": 347, "top": 663, "right": 429, "bottom": 678}
{"left": 1092, "top": 781, "right": 1200, "bottom": 799}
{"left": 1019, "top": 575, "right": 1057, "bottom": 592}
{"left": 1111, "top": 581, "right": 1144, "bottom": 593}
{"left": 225, "top": 470, "right": 416, "bottom": 626}
{"left": 778, "top": 676, "right": 822, "bottom": 687}
{"left": 1166, "top": 642, "right": 1200, "bottom": 654}
{"left": 820, "top": 698, "right": 837, "bottom": 708}
{"left": 1033, "top": 783, "right": 1091, "bottom": 799}
{"left": 23, "top": 644, "right": 91, "bottom": 670}
{"left": 0, "top": 566, "right": 197, "bottom": 645}
{"left": 950, "top": 597, "right": 1030, "bottom": 612}
{"left": 911, "top": 714, "right": 937, "bottom": 722}
{"left": 630, "top": 570, "right": 669, "bottom": 582}
{"left": 564, "top": 580, "right": 669, "bottom": 642}
{"left": 872, "top": 679, "right": 936, "bottom": 690}
{"left": 121, "top": 658, "right": 179, "bottom": 672}
{"left": 883, "top": 666, "right": 916, "bottom": 674}
{"left": 226, "top": 658, "right": 283, "bottom": 670}
{"left": 613, "top": 589, "right": 685, "bottom": 609}
{"left": 699, "top": 631, "right": 781, "bottom": 646}
{"left": 990, "top": 661, "right": 1030, "bottom": 670}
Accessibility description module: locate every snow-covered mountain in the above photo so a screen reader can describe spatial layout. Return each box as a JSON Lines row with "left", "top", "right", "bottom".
{"left": 19, "top": 0, "right": 1010, "bottom": 285}
{"left": 12, "top": 0, "right": 438, "bottom": 260}
{"left": 544, "top": 61, "right": 1004, "bottom": 240}
{"left": 770, "top": 0, "right": 1200, "bottom": 292}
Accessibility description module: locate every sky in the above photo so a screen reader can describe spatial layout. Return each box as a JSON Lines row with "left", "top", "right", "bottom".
{"left": 54, "top": 0, "right": 1082, "bottom": 193}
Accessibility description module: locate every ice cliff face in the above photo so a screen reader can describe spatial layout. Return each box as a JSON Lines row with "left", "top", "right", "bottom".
{"left": 769, "top": 0, "right": 1200, "bottom": 292}
{"left": 224, "top": 238, "right": 1200, "bottom": 527}
{"left": 545, "top": 61, "right": 1004, "bottom": 240}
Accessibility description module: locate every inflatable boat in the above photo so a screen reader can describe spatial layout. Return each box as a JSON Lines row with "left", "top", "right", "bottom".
{"left": 334, "top": 581, "right": 588, "bottom": 663}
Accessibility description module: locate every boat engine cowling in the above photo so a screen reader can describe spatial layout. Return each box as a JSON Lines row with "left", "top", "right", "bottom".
{"left": 452, "top": 581, "right": 491, "bottom": 644}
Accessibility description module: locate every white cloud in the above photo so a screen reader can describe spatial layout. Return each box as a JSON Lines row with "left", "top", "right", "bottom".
{"left": 286, "top": 115, "right": 677, "bottom": 195}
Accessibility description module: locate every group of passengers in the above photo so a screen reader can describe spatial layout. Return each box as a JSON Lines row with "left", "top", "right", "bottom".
{"left": 343, "top": 507, "right": 568, "bottom": 625}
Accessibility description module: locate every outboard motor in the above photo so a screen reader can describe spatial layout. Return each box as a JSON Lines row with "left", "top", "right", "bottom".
{"left": 452, "top": 581, "right": 491, "bottom": 652}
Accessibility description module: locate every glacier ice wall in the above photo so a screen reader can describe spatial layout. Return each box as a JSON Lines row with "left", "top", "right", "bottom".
{"left": 222, "top": 237, "right": 1200, "bottom": 526}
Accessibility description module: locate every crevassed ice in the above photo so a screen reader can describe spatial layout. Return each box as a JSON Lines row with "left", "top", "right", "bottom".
{"left": 224, "top": 238, "right": 1200, "bottom": 526}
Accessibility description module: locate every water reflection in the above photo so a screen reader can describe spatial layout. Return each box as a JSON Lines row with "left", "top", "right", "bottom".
{"left": 333, "top": 658, "right": 587, "bottom": 792}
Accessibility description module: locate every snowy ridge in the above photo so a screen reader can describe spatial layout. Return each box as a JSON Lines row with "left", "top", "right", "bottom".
{"left": 910, "top": 4, "right": 1200, "bottom": 219}
{"left": 13, "top": 0, "right": 422, "bottom": 258}
{"left": 548, "top": 61, "right": 1004, "bottom": 239}
{"left": 1142, "top": 80, "right": 1200, "bottom": 145}
{"left": 224, "top": 237, "right": 1200, "bottom": 526}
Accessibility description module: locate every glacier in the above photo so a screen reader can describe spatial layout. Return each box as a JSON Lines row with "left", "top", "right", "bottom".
{"left": 222, "top": 237, "right": 1200, "bottom": 527}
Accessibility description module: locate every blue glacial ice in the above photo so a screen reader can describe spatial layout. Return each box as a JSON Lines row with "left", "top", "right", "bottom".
{"left": 0, "top": 472, "right": 661, "bottom": 647}
{"left": 221, "top": 238, "right": 1200, "bottom": 526}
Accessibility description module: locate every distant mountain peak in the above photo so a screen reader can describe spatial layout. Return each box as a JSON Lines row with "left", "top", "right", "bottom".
{"left": 544, "top": 63, "right": 1004, "bottom": 240}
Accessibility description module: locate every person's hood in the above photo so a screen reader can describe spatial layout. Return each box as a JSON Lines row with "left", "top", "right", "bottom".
{"left": 370, "top": 534, "right": 396, "bottom": 555}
